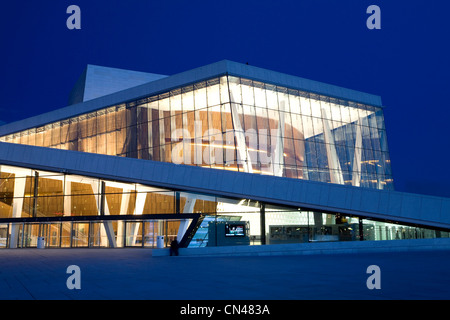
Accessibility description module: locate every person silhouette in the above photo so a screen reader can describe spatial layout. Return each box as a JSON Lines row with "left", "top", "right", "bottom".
{"left": 170, "top": 237, "right": 179, "bottom": 256}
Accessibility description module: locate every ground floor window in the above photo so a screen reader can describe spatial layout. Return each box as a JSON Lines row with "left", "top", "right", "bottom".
{"left": 0, "top": 213, "right": 448, "bottom": 249}
{"left": 2, "top": 219, "right": 182, "bottom": 249}
{"left": 187, "top": 208, "right": 450, "bottom": 248}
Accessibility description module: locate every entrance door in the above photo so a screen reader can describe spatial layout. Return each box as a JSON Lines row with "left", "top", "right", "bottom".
{"left": 0, "top": 224, "right": 8, "bottom": 248}
{"left": 46, "top": 223, "right": 61, "bottom": 248}
{"left": 89, "top": 222, "right": 110, "bottom": 247}
{"left": 23, "top": 223, "right": 39, "bottom": 247}
{"left": 36, "top": 223, "right": 60, "bottom": 248}
{"left": 61, "top": 222, "right": 72, "bottom": 247}
{"left": 72, "top": 223, "right": 89, "bottom": 247}
{"left": 143, "top": 221, "right": 156, "bottom": 248}
{"left": 125, "top": 221, "right": 142, "bottom": 247}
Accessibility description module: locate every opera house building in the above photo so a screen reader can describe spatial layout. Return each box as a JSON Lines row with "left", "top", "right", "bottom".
{"left": 0, "top": 60, "right": 448, "bottom": 249}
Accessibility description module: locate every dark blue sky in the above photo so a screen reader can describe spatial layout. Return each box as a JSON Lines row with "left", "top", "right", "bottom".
{"left": 1, "top": 1, "right": 449, "bottom": 197}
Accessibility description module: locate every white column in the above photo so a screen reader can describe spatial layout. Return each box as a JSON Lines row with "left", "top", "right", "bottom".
{"left": 177, "top": 196, "right": 196, "bottom": 241}
{"left": 101, "top": 199, "right": 117, "bottom": 248}
{"left": 91, "top": 182, "right": 117, "bottom": 248}
{"left": 63, "top": 178, "right": 71, "bottom": 216}
{"left": 102, "top": 219, "right": 116, "bottom": 248}
{"left": 377, "top": 129, "right": 387, "bottom": 190}
{"left": 10, "top": 176, "right": 26, "bottom": 248}
{"left": 322, "top": 108, "right": 344, "bottom": 185}
{"left": 352, "top": 121, "right": 362, "bottom": 187}
{"left": 148, "top": 109, "right": 153, "bottom": 158}
{"left": 130, "top": 192, "right": 146, "bottom": 245}
{"left": 116, "top": 190, "right": 131, "bottom": 247}
{"left": 230, "top": 92, "right": 253, "bottom": 173}
{"left": 272, "top": 101, "right": 286, "bottom": 177}
{"left": 194, "top": 118, "right": 203, "bottom": 165}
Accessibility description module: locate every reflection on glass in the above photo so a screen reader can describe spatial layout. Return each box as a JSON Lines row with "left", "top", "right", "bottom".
{"left": 72, "top": 223, "right": 89, "bottom": 247}
{"left": 0, "top": 162, "right": 448, "bottom": 249}
{"left": 0, "top": 76, "right": 394, "bottom": 190}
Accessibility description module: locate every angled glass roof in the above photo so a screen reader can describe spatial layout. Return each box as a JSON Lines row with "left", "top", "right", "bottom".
{"left": 0, "top": 60, "right": 382, "bottom": 137}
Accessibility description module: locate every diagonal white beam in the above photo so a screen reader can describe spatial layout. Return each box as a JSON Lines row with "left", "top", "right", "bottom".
{"left": 116, "top": 189, "right": 131, "bottom": 247}
{"left": 64, "top": 179, "right": 71, "bottom": 216}
{"left": 230, "top": 92, "right": 253, "bottom": 173}
{"left": 352, "top": 121, "right": 362, "bottom": 187}
{"left": 177, "top": 196, "right": 196, "bottom": 241}
{"left": 322, "top": 108, "right": 344, "bottom": 185}
{"left": 272, "top": 101, "right": 286, "bottom": 177}
{"left": 9, "top": 172, "right": 26, "bottom": 248}
{"left": 91, "top": 181, "right": 117, "bottom": 248}
{"left": 377, "top": 129, "right": 388, "bottom": 190}
{"left": 129, "top": 192, "right": 147, "bottom": 246}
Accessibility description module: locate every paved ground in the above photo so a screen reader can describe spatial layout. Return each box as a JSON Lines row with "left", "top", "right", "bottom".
{"left": 0, "top": 248, "right": 449, "bottom": 300}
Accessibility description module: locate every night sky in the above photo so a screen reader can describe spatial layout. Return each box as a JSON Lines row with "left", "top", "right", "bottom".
{"left": 1, "top": 1, "right": 449, "bottom": 197}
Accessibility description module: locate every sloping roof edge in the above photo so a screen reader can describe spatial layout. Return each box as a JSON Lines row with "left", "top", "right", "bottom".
{"left": 0, "top": 60, "right": 382, "bottom": 136}
{"left": 0, "top": 142, "right": 448, "bottom": 230}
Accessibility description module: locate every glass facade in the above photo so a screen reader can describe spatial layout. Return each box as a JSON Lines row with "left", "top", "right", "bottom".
{"left": 0, "top": 164, "right": 217, "bottom": 248}
{"left": 0, "top": 76, "right": 393, "bottom": 190}
{"left": 6, "top": 69, "right": 446, "bottom": 250}
{"left": 0, "top": 164, "right": 447, "bottom": 249}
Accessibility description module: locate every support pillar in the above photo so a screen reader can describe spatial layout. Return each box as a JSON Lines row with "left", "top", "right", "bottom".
{"left": 91, "top": 181, "right": 117, "bottom": 248}
{"left": 359, "top": 218, "right": 364, "bottom": 241}
{"left": 352, "top": 120, "right": 362, "bottom": 187}
{"left": 177, "top": 196, "right": 196, "bottom": 242}
{"left": 10, "top": 175, "right": 26, "bottom": 248}
{"left": 117, "top": 190, "right": 131, "bottom": 247}
{"left": 272, "top": 101, "right": 286, "bottom": 177}
{"left": 230, "top": 92, "right": 253, "bottom": 173}
{"left": 32, "top": 172, "right": 39, "bottom": 218}
{"left": 377, "top": 130, "right": 388, "bottom": 190}
{"left": 322, "top": 107, "right": 344, "bottom": 185}
{"left": 63, "top": 177, "right": 71, "bottom": 216}
{"left": 130, "top": 191, "right": 146, "bottom": 246}
{"left": 260, "top": 203, "right": 266, "bottom": 245}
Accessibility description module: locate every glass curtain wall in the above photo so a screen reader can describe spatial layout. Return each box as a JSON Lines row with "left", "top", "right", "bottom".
{"left": 0, "top": 164, "right": 448, "bottom": 249}
{"left": 0, "top": 164, "right": 218, "bottom": 248}
{"left": 0, "top": 76, "right": 393, "bottom": 190}
{"left": 0, "top": 165, "right": 185, "bottom": 219}
{"left": 188, "top": 201, "right": 450, "bottom": 248}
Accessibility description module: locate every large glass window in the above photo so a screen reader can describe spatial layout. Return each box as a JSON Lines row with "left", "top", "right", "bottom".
{"left": 0, "top": 76, "right": 394, "bottom": 190}
{"left": 0, "top": 164, "right": 447, "bottom": 249}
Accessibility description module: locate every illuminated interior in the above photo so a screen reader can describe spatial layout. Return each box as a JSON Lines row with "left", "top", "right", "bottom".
{"left": 0, "top": 76, "right": 393, "bottom": 190}
{"left": 0, "top": 164, "right": 446, "bottom": 249}
{"left": 4, "top": 65, "right": 443, "bottom": 250}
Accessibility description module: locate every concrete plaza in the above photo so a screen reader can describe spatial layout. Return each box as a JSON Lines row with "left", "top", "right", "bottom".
{"left": 0, "top": 246, "right": 449, "bottom": 300}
